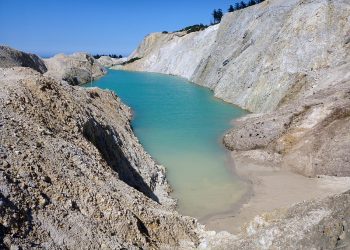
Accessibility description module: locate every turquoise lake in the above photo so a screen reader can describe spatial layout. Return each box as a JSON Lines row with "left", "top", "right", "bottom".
{"left": 89, "top": 70, "right": 247, "bottom": 220}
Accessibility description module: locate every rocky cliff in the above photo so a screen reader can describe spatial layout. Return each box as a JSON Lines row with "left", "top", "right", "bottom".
{"left": 124, "top": 0, "right": 349, "bottom": 113}
{"left": 125, "top": 25, "right": 218, "bottom": 80}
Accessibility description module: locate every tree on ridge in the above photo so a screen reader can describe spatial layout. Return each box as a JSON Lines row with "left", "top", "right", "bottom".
{"left": 212, "top": 9, "right": 223, "bottom": 24}
{"left": 228, "top": 5, "right": 235, "bottom": 12}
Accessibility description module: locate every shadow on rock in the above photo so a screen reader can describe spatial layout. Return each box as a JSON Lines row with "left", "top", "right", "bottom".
{"left": 83, "top": 118, "right": 159, "bottom": 203}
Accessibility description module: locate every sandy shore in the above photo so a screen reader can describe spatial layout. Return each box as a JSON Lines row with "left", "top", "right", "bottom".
{"left": 203, "top": 150, "right": 350, "bottom": 234}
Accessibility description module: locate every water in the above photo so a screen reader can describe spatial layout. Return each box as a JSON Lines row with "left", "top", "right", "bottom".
{"left": 89, "top": 70, "right": 247, "bottom": 220}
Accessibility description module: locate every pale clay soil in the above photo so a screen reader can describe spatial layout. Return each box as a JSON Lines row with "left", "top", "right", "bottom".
{"left": 204, "top": 152, "right": 350, "bottom": 234}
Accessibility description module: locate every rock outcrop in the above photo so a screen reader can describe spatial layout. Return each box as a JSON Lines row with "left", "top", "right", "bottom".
{"left": 223, "top": 61, "right": 350, "bottom": 177}
{"left": 97, "top": 56, "right": 127, "bottom": 68}
{"left": 44, "top": 53, "right": 107, "bottom": 85}
{"left": 0, "top": 46, "right": 47, "bottom": 74}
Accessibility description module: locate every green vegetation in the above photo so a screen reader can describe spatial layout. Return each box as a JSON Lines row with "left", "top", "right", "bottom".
{"left": 121, "top": 57, "right": 142, "bottom": 65}
{"left": 211, "top": 9, "right": 223, "bottom": 24}
{"left": 166, "top": 0, "right": 265, "bottom": 35}
{"left": 177, "top": 24, "right": 209, "bottom": 34}
{"left": 213, "top": 0, "right": 265, "bottom": 24}
{"left": 228, "top": 5, "right": 235, "bottom": 12}
{"left": 93, "top": 54, "right": 123, "bottom": 59}
{"left": 228, "top": 0, "right": 265, "bottom": 13}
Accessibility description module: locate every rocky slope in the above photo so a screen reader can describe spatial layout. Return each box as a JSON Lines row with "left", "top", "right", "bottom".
{"left": 0, "top": 66, "right": 200, "bottom": 249}
{"left": 0, "top": 46, "right": 107, "bottom": 86}
{"left": 44, "top": 53, "right": 107, "bottom": 85}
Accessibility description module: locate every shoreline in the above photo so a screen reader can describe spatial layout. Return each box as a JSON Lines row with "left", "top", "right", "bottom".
{"left": 202, "top": 150, "right": 350, "bottom": 234}
{"left": 111, "top": 68, "right": 251, "bottom": 113}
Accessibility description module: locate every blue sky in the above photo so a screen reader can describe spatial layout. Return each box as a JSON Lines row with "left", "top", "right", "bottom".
{"left": 0, "top": 0, "right": 237, "bottom": 57}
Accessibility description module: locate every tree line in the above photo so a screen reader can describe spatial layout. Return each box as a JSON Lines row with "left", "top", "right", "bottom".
{"left": 164, "top": 0, "right": 265, "bottom": 34}
{"left": 212, "top": 0, "right": 265, "bottom": 24}
{"left": 93, "top": 54, "right": 123, "bottom": 59}
{"left": 175, "top": 24, "right": 209, "bottom": 33}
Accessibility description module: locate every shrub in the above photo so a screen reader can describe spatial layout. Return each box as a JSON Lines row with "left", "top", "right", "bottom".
{"left": 93, "top": 54, "right": 123, "bottom": 59}
{"left": 176, "top": 24, "right": 209, "bottom": 34}
{"left": 121, "top": 57, "right": 142, "bottom": 66}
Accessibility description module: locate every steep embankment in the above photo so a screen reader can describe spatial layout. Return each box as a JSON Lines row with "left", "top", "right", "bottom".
{"left": 223, "top": 62, "right": 350, "bottom": 177}
{"left": 0, "top": 48, "right": 200, "bottom": 249}
{"left": 123, "top": 0, "right": 350, "bottom": 177}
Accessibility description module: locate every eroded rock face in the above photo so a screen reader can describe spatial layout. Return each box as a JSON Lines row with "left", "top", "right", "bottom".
{"left": 123, "top": 0, "right": 350, "bottom": 114}
{"left": 224, "top": 62, "right": 350, "bottom": 177}
{"left": 0, "top": 45, "right": 47, "bottom": 73}
{"left": 44, "top": 53, "right": 107, "bottom": 85}
{"left": 0, "top": 67, "right": 199, "bottom": 249}
{"left": 124, "top": 25, "right": 219, "bottom": 79}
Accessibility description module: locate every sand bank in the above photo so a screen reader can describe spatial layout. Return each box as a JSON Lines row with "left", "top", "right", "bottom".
{"left": 203, "top": 151, "right": 350, "bottom": 234}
